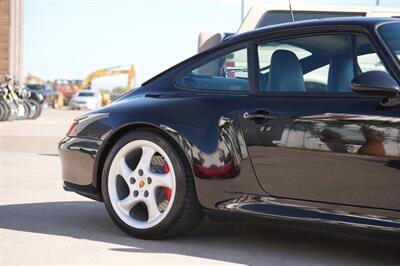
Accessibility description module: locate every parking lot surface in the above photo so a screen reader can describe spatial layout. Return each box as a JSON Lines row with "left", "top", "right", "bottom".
{"left": 1, "top": 109, "right": 400, "bottom": 265}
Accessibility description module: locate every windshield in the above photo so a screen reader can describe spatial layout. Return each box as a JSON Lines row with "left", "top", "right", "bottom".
{"left": 378, "top": 22, "right": 400, "bottom": 61}
{"left": 78, "top": 92, "right": 95, "bottom": 97}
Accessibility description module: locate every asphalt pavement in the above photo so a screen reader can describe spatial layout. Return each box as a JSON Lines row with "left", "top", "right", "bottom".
{"left": 1, "top": 109, "right": 399, "bottom": 265}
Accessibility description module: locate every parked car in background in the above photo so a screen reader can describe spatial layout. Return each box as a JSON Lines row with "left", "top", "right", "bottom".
{"left": 198, "top": 4, "right": 400, "bottom": 52}
{"left": 59, "top": 18, "right": 400, "bottom": 240}
{"left": 198, "top": 5, "right": 400, "bottom": 90}
{"left": 26, "top": 84, "right": 58, "bottom": 108}
{"left": 71, "top": 90, "right": 101, "bottom": 110}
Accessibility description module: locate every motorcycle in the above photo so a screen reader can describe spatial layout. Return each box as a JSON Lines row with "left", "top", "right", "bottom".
{"left": 0, "top": 75, "right": 43, "bottom": 121}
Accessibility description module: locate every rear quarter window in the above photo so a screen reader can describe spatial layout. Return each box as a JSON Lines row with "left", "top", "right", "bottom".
{"left": 176, "top": 47, "right": 249, "bottom": 92}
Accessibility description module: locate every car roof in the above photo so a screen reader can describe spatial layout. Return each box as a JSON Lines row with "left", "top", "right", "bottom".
{"left": 226, "top": 17, "right": 399, "bottom": 44}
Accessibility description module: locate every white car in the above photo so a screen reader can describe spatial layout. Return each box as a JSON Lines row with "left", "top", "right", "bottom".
{"left": 198, "top": 4, "right": 400, "bottom": 53}
{"left": 71, "top": 90, "right": 101, "bottom": 110}
{"left": 197, "top": 4, "right": 400, "bottom": 91}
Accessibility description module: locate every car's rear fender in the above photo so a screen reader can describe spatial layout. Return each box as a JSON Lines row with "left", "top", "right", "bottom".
{"left": 83, "top": 95, "right": 265, "bottom": 208}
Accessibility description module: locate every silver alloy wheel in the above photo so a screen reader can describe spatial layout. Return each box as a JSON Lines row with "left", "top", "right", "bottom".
{"left": 108, "top": 140, "right": 176, "bottom": 229}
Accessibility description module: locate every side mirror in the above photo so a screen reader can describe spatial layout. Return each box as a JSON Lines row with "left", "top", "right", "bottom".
{"left": 351, "top": 71, "right": 400, "bottom": 107}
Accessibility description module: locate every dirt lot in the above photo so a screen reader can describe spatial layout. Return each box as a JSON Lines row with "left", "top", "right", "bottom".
{"left": 1, "top": 109, "right": 400, "bottom": 265}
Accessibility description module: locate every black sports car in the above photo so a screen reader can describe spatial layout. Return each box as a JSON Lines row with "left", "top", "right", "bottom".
{"left": 59, "top": 18, "right": 400, "bottom": 239}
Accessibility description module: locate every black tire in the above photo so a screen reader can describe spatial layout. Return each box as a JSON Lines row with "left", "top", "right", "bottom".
{"left": 22, "top": 102, "right": 30, "bottom": 119}
{"left": 18, "top": 101, "right": 31, "bottom": 119}
{"left": 15, "top": 103, "right": 28, "bottom": 120}
{"left": 26, "top": 101, "right": 35, "bottom": 119}
{"left": 0, "top": 101, "right": 10, "bottom": 121}
{"left": 27, "top": 99, "right": 42, "bottom": 119}
{"left": 102, "top": 129, "right": 203, "bottom": 239}
{"left": 7, "top": 102, "right": 17, "bottom": 121}
{"left": 0, "top": 102, "right": 4, "bottom": 121}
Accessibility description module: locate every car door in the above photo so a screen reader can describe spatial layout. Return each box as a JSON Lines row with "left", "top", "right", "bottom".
{"left": 240, "top": 32, "right": 400, "bottom": 210}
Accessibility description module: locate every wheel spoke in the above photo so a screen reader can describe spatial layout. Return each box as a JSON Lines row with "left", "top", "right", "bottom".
{"left": 144, "top": 195, "right": 161, "bottom": 221}
{"left": 136, "top": 146, "right": 156, "bottom": 171}
{"left": 149, "top": 172, "right": 173, "bottom": 190}
{"left": 117, "top": 156, "right": 133, "bottom": 183}
{"left": 119, "top": 195, "right": 141, "bottom": 213}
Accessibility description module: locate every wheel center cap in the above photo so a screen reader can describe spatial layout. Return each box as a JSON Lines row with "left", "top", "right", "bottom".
{"left": 138, "top": 179, "right": 145, "bottom": 189}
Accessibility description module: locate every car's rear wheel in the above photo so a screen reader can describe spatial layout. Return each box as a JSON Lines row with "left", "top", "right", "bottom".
{"left": 102, "top": 129, "right": 203, "bottom": 239}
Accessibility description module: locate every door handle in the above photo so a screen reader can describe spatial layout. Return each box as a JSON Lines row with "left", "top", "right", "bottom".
{"left": 243, "top": 109, "right": 276, "bottom": 120}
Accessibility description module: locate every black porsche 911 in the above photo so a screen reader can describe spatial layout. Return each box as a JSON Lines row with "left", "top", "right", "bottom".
{"left": 59, "top": 17, "right": 400, "bottom": 239}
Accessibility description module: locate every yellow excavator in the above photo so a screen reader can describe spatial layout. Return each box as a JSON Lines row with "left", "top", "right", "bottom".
{"left": 25, "top": 73, "right": 45, "bottom": 85}
{"left": 79, "top": 64, "right": 136, "bottom": 106}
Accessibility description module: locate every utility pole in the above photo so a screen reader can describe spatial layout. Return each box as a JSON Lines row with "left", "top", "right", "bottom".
{"left": 289, "top": 0, "right": 294, "bottom": 22}
{"left": 241, "top": 0, "right": 244, "bottom": 22}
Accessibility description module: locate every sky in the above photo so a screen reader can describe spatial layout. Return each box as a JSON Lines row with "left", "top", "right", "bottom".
{"left": 24, "top": 0, "right": 400, "bottom": 89}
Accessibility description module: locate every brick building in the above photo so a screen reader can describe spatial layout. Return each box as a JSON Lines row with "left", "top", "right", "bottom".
{"left": 0, "top": 0, "right": 23, "bottom": 81}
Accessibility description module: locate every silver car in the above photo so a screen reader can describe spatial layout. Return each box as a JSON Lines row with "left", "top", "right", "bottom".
{"left": 71, "top": 90, "right": 101, "bottom": 110}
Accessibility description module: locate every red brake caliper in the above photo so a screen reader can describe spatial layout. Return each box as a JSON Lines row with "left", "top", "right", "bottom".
{"left": 163, "top": 163, "right": 172, "bottom": 201}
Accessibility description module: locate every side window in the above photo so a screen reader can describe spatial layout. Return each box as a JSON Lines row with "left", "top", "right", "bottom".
{"left": 358, "top": 53, "right": 386, "bottom": 73}
{"left": 356, "top": 37, "right": 387, "bottom": 73}
{"left": 257, "top": 34, "right": 389, "bottom": 93}
{"left": 258, "top": 43, "right": 310, "bottom": 73}
{"left": 177, "top": 48, "right": 249, "bottom": 91}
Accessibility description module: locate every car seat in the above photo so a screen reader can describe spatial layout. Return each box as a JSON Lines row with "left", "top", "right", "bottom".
{"left": 267, "top": 49, "right": 305, "bottom": 92}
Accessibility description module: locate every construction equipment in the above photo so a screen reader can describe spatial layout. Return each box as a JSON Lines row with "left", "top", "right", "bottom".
{"left": 25, "top": 73, "right": 45, "bottom": 85}
{"left": 79, "top": 65, "right": 135, "bottom": 106}
{"left": 80, "top": 64, "right": 135, "bottom": 91}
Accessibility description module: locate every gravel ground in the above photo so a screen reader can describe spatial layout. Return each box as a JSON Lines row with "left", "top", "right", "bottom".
{"left": 1, "top": 109, "right": 399, "bottom": 265}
